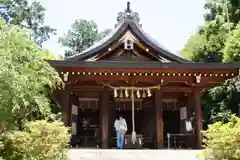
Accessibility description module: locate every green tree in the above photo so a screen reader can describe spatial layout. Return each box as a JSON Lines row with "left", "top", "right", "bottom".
{"left": 59, "top": 19, "right": 111, "bottom": 58}
{"left": 0, "top": 18, "right": 62, "bottom": 131}
{"left": 181, "top": 16, "right": 230, "bottom": 62}
{"left": 204, "top": 0, "right": 240, "bottom": 24}
{"left": 0, "top": 0, "right": 56, "bottom": 46}
{"left": 181, "top": 0, "right": 240, "bottom": 125}
{"left": 96, "top": 28, "right": 111, "bottom": 41}
{"left": 182, "top": 0, "right": 240, "bottom": 62}
{"left": 201, "top": 81, "right": 238, "bottom": 125}
{"left": 181, "top": 31, "right": 207, "bottom": 62}
{"left": 223, "top": 24, "right": 240, "bottom": 62}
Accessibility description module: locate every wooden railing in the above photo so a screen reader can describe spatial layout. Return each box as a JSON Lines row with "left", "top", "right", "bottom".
{"left": 70, "top": 135, "right": 100, "bottom": 148}
{"left": 70, "top": 134, "right": 197, "bottom": 149}
{"left": 164, "top": 133, "right": 197, "bottom": 149}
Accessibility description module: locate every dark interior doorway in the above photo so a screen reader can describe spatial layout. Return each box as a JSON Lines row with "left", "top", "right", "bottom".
{"left": 163, "top": 109, "right": 180, "bottom": 147}
{"left": 163, "top": 110, "right": 180, "bottom": 134}
{"left": 76, "top": 109, "right": 100, "bottom": 147}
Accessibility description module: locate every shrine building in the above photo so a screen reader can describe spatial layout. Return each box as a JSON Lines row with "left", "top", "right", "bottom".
{"left": 48, "top": 2, "right": 240, "bottom": 149}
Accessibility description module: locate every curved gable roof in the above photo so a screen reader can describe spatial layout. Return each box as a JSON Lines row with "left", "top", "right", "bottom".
{"left": 66, "top": 3, "right": 189, "bottom": 63}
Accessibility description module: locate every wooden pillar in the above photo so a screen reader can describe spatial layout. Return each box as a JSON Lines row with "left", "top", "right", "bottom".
{"left": 61, "top": 90, "right": 70, "bottom": 126}
{"left": 52, "top": 90, "right": 70, "bottom": 126}
{"left": 100, "top": 87, "right": 109, "bottom": 149}
{"left": 155, "top": 90, "right": 164, "bottom": 148}
{"left": 187, "top": 94, "right": 192, "bottom": 120}
{"left": 62, "top": 112, "right": 68, "bottom": 126}
{"left": 68, "top": 93, "right": 73, "bottom": 127}
{"left": 194, "top": 87, "right": 203, "bottom": 149}
{"left": 70, "top": 94, "right": 78, "bottom": 136}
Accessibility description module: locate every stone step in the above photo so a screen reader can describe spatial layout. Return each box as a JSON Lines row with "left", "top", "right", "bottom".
{"left": 69, "top": 149, "right": 202, "bottom": 160}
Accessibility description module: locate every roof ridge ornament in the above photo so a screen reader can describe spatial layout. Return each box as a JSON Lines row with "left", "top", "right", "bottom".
{"left": 115, "top": 1, "right": 141, "bottom": 27}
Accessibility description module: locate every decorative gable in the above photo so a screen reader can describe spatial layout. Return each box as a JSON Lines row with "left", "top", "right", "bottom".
{"left": 67, "top": 2, "right": 188, "bottom": 64}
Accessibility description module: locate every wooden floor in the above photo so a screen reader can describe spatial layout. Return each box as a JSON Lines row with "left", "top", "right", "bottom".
{"left": 69, "top": 149, "right": 203, "bottom": 160}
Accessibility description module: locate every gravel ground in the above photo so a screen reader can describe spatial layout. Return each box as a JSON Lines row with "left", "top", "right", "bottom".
{"left": 69, "top": 149, "right": 203, "bottom": 160}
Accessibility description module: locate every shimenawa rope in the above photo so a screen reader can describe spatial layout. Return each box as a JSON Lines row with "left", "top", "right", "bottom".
{"left": 102, "top": 83, "right": 160, "bottom": 144}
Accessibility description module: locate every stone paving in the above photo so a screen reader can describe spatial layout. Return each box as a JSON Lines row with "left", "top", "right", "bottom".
{"left": 69, "top": 149, "right": 203, "bottom": 160}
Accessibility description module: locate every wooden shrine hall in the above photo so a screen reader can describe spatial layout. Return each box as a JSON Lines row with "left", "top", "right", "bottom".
{"left": 48, "top": 2, "right": 240, "bottom": 149}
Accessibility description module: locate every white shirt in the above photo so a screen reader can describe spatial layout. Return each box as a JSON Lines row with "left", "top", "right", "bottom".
{"left": 114, "top": 117, "right": 128, "bottom": 132}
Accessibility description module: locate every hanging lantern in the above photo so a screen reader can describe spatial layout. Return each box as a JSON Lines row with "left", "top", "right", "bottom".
{"left": 136, "top": 89, "right": 140, "bottom": 98}
{"left": 196, "top": 75, "right": 201, "bottom": 83}
{"left": 125, "top": 89, "right": 129, "bottom": 98}
{"left": 142, "top": 90, "right": 146, "bottom": 98}
{"left": 114, "top": 89, "right": 118, "bottom": 98}
{"left": 63, "top": 73, "right": 69, "bottom": 82}
{"left": 120, "top": 90, "right": 124, "bottom": 98}
{"left": 147, "top": 88, "right": 152, "bottom": 97}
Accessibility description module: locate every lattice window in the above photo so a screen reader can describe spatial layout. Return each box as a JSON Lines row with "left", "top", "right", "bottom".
{"left": 78, "top": 98, "right": 99, "bottom": 110}
{"left": 162, "top": 99, "right": 178, "bottom": 110}
{"left": 115, "top": 98, "right": 142, "bottom": 110}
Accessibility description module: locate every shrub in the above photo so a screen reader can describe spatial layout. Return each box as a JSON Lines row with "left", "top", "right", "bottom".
{"left": 0, "top": 120, "right": 70, "bottom": 160}
{"left": 0, "top": 18, "right": 63, "bottom": 131}
{"left": 201, "top": 115, "right": 240, "bottom": 160}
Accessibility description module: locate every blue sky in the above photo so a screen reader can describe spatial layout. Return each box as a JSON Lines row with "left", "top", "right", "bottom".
{"left": 40, "top": 0, "right": 206, "bottom": 56}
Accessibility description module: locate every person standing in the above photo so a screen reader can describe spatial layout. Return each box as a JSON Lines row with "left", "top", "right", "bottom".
{"left": 114, "top": 114, "right": 128, "bottom": 149}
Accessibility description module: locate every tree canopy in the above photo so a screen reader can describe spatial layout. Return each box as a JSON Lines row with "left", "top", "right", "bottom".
{"left": 0, "top": 18, "right": 62, "bottom": 131}
{"left": 0, "top": 0, "right": 56, "bottom": 46}
{"left": 204, "top": 0, "right": 240, "bottom": 24}
{"left": 182, "top": 0, "right": 240, "bottom": 63}
{"left": 223, "top": 24, "right": 240, "bottom": 62}
{"left": 181, "top": 0, "right": 240, "bottom": 124}
{"left": 58, "top": 19, "right": 111, "bottom": 58}
{"left": 181, "top": 16, "right": 231, "bottom": 62}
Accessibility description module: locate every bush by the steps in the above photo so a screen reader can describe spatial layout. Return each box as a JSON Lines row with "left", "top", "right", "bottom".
{"left": 0, "top": 120, "right": 70, "bottom": 160}
{"left": 201, "top": 115, "right": 240, "bottom": 160}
